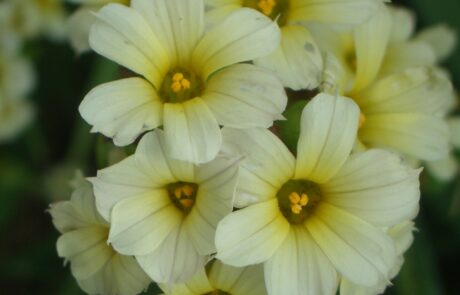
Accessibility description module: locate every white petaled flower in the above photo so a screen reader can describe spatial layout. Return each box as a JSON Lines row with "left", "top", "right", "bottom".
{"left": 215, "top": 94, "right": 421, "bottom": 295}
{"left": 49, "top": 172, "right": 151, "bottom": 295}
{"left": 205, "top": 0, "right": 383, "bottom": 90}
{"left": 66, "top": 0, "right": 130, "bottom": 53}
{"left": 90, "top": 130, "right": 239, "bottom": 284}
{"left": 313, "top": 4, "right": 453, "bottom": 162}
{"left": 160, "top": 260, "right": 267, "bottom": 295}
{"left": 0, "top": 0, "right": 66, "bottom": 41}
{"left": 340, "top": 221, "right": 416, "bottom": 295}
{"left": 79, "top": 0, "right": 286, "bottom": 164}
{"left": 0, "top": 43, "right": 35, "bottom": 142}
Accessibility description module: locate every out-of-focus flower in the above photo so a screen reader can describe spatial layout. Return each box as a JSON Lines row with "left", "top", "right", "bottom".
{"left": 90, "top": 130, "right": 239, "bottom": 284}
{"left": 161, "top": 261, "right": 267, "bottom": 295}
{"left": 205, "top": 0, "right": 384, "bottom": 90}
{"left": 313, "top": 4, "right": 453, "bottom": 163}
{"left": 340, "top": 221, "right": 416, "bottom": 295}
{"left": 79, "top": 0, "right": 286, "bottom": 163}
{"left": 215, "top": 94, "right": 420, "bottom": 295}
{"left": 0, "top": 0, "right": 67, "bottom": 41}
{"left": 0, "top": 39, "right": 35, "bottom": 142}
{"left": 66, "top": 0, "right": 130, "bottom": 53}
{"left": 49, "top": 171, "right": 151, "bottom": 295}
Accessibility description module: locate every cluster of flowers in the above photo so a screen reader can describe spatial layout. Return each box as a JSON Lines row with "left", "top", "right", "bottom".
{"left": 49, "top": 0, "right": 460, "bottom": 294}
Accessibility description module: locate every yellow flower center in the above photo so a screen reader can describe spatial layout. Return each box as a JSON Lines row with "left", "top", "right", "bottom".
{"left": 276, "top": 179, "right": 322, "bottom": 224}
{"left": 167, "top": 182, "right": 198, "bottom": 214}
{"left": 171, "top": 72, "right": 191, "bottom": 93}
{"left": 243, "top": 0, "right": 289, "bottom": 25}
{"left": 160, "top": 68, "right": 203, "bottom": 103}
{"left": 257, "top": 0, "right": 276, "bottom": 16}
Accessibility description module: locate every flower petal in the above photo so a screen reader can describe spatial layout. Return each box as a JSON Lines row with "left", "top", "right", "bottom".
{"left": 426, "top": 152, "right": 459, "bottom": 182}
{"left": 67, "top": 7, "right": 95, "bottom": 54}
{"left": 185, "top": 157, "right": 239, "bottom": 255}
{"left": 323, "top": 149, "right": 421, "bottom": 226}
{"left": 90, "top": 4, "right": 169, "bottom": 87}
{"left": 57, "top": 227, "right": 111, "bottom": 280}
{"left": 192, "top": 8, "right": 280, "bottom": 80}
{"left": 359, "top": 113, "right": 450, "bottom": 161}
{"left": 289, "top": 0, "right": 380, "bottom": 25}
{"left": 135, "top": 131, "right": 195, "bottom": 184}
{"left": 163, "top": 98, "right": 221, "bottom": 164}
{"left": 209, "top": 261, "right": 267, "bottom": 295}
{"left": 351, "top": 4, "right": 391, "bottom": 93}
{"left": 295, "top": 93, "right": 360, "bottom": 183}
{"left": 306, "top": 204, "right": 396, "bottom": 287}
{"left": 202, "top": 63, "right": 287, "bottom": 128}
{"left": 91, "top": 156, "right": 156, "bottom": 221}
{"left": 132, "top": 0, "right": 204, "bottom": 65}
{"left": 415, "top": 24, "right": 457, "bottom": 62}
{"left": 255, "top": 25, "right": 323, "bottom": 90}
{"left": 449, "top": 117, "right": 460, "bottom": 148}
{"left": 388, "top": 6, "right": 415, "bottom": 42}
{"left": 160, "top": 267, "right": 214, "bottom": 295}
{"left": 137, "top": 223, "right": 206, "bottom": 284}
{"left": 108, "top": 190, "right": 182, "bottom": 255}
{"left": 221, "top": 128, "right": 295, "bottom": 198}
{"left": 355, "top": 67, "right": 453, "bottom": 115}
{"left": 79, "top": 77, "right": 163, "bottom": 146}
{"left": 265, "top": 226, "right": 338, "bottom": 295}
{"left": 215, "top": 198, "right": 290, "bottom": 267}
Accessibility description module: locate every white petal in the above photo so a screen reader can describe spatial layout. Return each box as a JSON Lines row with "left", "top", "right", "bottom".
{"left": 295, "top": 93, "right": 360, "bottom": 183}
{"left": 67, "top": 7, "right": 96, "bottom": 54}
{"left": 306, "top": 204, "right": 396, "bottom": 287}
{"left": 415, "top": 24, "right": 457, "bottom": 62}
{"left": 426, "top": 153, "right": 459, "bottom": 182}
{"left": 265, "top": 227, "right": 338, "bottom": 295}
{"left": 132, "top": 0, "right": 204, "bottom": 65}
{"left": 202, "top": 63, "right": 287, "bottom": 128}
{"left": 255, "top": 25, "right": 323, "bottom": 90}
{"left": 91, "top": 156, "right": 155, "bottom": 221}
{"left": 221, "top": 127, "right": 295, "bottom": 192}
{"left": 137, "top": 223, "right": 206, "bottom": 284}
{"left": 110, "top": 254, "right": 152, "bottom": 295}
{"left": 351, "top": 4, "right": 391, "bottom": 93}
{"left": 355, "top": 67, "right": 453, "bottom": 115}
{"left": 449, "top": 117, "right": 460, "bottom": 148}
{"left": 381, "top": 42, "right": 436, "bottom": 75}
{"left": 209, "top": 261, "right": 267, "bottom": 295}
{"left": 388, "top": 221, "right": 415, "bottom": 256}
{"left": 289, "top": 0, "right": 380, "bottom": 25}
{"left": 160, "top": 267, "right": 214, "bottom": 295}
{"left": 79, "top": 78, "right": 163, "bottom": 146}
{"left": 163, "top": 98, "right": 222, "bottom": 164}
{"left": 135, "top": 131, "right": 195, "bottom": 184}
{"left": 57, "top": 227, "right": 111, "bottom": 280}
{"left": 192, "top": 8, "right": 280, "bottom": 80}
{"left": 109, "top": 190, "right": 182, "bottom": 255}
{"left": 185, "top": 157, "right": 239, "bottom": 255}
{"left": 388, "top": 6, "right": 415, "bottom": 42}
{"left": 359, "top": 113, "right": 450, "bottom": 161}
{"left": 215, "top": 199, "right": 290, "bottom": 267}
{"left": 90, "top": 4, "right": 169, "bottom": 87}
{"left": 323, "top": 149, "right": 421, "bottom": 226}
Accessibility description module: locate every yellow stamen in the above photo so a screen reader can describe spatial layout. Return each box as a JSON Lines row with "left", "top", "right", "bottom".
{"left": 359, "top": 113, "right": 366, "bottom": 129}
{"left": 291, "top": 204, "right": 302, "bottom": 214}
{"left": 182, "top": 185, "right": 194, "bottom": 198}
{"left": 289, "top": 192, "right": 300, "bottom": 204}
{"left": 171, "top": 72, "right": 191, "bottom": 93}
{"left": 174, "top": 187, "right": 183, "bottom": 199}
{"left": 180, "top": 199, "right": 194, "bottom": 208}
{"left": 258, "top": 0, "right": 276, "bottom": 16}
{"left": 300, "top": 193, "right": 309, "bottom": 206}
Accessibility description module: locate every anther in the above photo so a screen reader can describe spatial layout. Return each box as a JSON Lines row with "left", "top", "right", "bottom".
{"left": 258, "top": 0, "right": 276, "bottom": 16}
{"left": 289, "top": 192, "right": 300, "bottom": 204}
{"left": 300, "top": 193, "right": 309, "bottom": 206}
{"left": 359, "top": 113, "right": 366, "bottom": 129}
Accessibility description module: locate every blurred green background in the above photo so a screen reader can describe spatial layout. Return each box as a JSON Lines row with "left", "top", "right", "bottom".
{"left": 0, "top": 0, "right": 459, "bottom": 294}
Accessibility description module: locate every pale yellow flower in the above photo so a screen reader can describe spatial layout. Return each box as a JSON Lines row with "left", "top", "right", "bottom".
{"left": 0, "top": 0, "right": 66, "bottom": 41}
{"left": 312, "top": 4, "right": 453, "bottom": 162}
{"left": 161, "top": 261, "right": 267, "bottom": 295}
{"left": 49, "top": 172, "right": 151, "bottom": 295}
{"left": 215, "top": 94, "right": 421, "bottom": 294}
{"left": 205, "top": 0, "right": 383, "bottom": 90}
{"left": 79, "top": 0, "right": 285, "bottom": 163}
{"left": 90, "top": 130, "right": 239, "bottom": 284}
